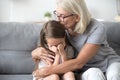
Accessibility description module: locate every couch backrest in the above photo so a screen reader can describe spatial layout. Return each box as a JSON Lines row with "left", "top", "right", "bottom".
{"left": 0, "top": 21, "right": 120, "bottom": 74}
{"left": 0, "top": 22, "right": 43, "bottom": 74}
{"left": 103, "top": 22, "right": 120, "bottom": 55}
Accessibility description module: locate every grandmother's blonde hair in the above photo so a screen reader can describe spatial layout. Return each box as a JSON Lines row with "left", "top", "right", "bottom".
{"left": 56, "top": 0, "right": 91, "bottom": 34}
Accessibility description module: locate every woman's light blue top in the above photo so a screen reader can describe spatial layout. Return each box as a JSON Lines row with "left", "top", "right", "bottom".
{"left": 67, "top": 19, "right": 120, "bottom": 72}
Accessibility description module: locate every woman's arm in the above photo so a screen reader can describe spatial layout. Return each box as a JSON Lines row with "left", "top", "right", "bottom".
{"left": 37, "top": 43, "right": 100, "bottom": 77}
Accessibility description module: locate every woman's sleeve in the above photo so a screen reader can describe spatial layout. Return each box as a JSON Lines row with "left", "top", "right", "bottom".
{"left": 86, "top": 23, "right": 106, "bottom": 45}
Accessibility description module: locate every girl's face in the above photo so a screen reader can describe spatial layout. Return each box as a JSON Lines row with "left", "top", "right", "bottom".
{"left": 55, "top": 6, "right": 79, "bottom": 30}
{"left": 46, "top": 38, "right": 65, "bottom": 52}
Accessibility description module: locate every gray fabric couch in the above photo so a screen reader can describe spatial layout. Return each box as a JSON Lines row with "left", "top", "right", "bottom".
{"left": 0, "top": 21, "right": 120, "bottom": 80}
{"left": 0, "top": 22, "right": 42, "bottom": 80}
{"left": 103, "top": 21, "right": 120, "bottom": 55}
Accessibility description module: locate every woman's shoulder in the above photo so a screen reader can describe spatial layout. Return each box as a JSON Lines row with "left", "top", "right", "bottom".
{"left": 86, "top": 18, "right": 105, "bottom": 33}
{"left": 90, "top": 18, "right": 104, "bottom": 28}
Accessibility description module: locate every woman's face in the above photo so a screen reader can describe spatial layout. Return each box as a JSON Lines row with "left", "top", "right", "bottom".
{"left": 55, "top": 6, "right": 78, "bottom": 30}
{"left": 46, "top": 38, "right": 65, "bottom": 52}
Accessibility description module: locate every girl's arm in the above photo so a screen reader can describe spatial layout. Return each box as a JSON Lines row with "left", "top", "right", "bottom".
{"left": 58, "top": 44, "right": 67, "bottom": 62}
{"left": 53, "top": 54, "right": 60, "bottom": 65}
{"left": 49, "top": 46, "right": 60, "bottom": 66}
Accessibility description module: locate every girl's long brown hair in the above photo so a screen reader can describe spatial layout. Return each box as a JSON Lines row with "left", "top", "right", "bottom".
{"left": 40, "top": 20, "right": 66, "bottom": 50}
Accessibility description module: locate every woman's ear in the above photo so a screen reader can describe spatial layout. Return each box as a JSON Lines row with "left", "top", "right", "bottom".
{"left": 75, "top": 15, "right": 80, "bottom": 22}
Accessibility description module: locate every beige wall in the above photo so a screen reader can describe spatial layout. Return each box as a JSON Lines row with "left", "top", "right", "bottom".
{"left": 85, "top": 0, "right": 117, "bottom": 21}
{"left": 0, "top": 0, "right": 118, "bottom": 22}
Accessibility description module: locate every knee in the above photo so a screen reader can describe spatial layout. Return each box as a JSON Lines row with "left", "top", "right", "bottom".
{"left": 63, "top": 72, "right": 75, "bottom": 80}
{"left": 51, "top": 74, "right": 60, "bottom": 80}
{"left": 81, "top": 68, "right": 105, "bottom": 80}
{"left": 106, "top": 72, "right": 120, "bottom": 80}
{"left": 84, "top": 68, "right": 103, "bottom": 74}
{"left": 106, "top": 63, "right": 120, "bottom": 80}
{"left": 106, "top": 62, "right": 120, "bottom": 76}
{"left": 106, "top": 72, "right": 120, "bottom": 79}
{"left": 107, "top": 62, "right": 120, "bottom": 72}
{"left": 64, "top": 71, "right": 74, "bottom": 77}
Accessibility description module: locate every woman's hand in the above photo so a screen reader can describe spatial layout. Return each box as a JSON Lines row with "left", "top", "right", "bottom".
{"left": 31, "top": 47, "right": 55, "bottom": 64}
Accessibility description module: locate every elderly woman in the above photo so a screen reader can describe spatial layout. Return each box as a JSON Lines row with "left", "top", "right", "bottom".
{"left": 32, "top": 0, "right": 120, "bottom": 80}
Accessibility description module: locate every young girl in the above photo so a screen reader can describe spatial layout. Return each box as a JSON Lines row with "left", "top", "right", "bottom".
{"left": 33, "top": 20, "right": 75, "bottom": 80}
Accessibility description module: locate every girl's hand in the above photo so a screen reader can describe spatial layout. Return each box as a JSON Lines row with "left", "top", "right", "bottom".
{"left": 49, "top": 46, "right": 59, "bottom": 55}
{"left": 57, "top": 44, "right": 65, "bottom": 55}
